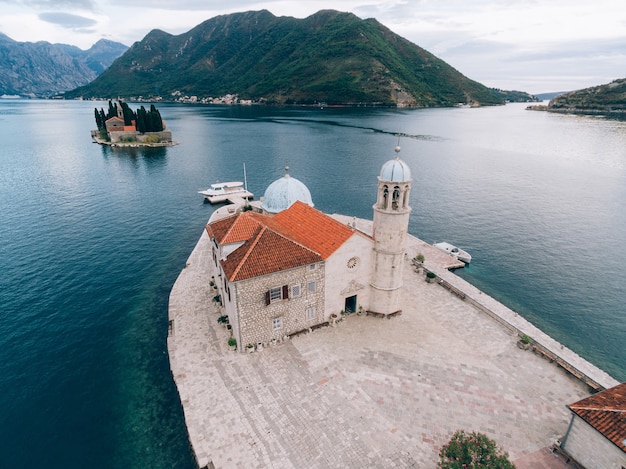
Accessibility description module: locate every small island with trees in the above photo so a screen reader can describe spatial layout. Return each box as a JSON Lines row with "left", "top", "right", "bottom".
{"left": 91, "top": 100, "right": 176, "bottom": 146}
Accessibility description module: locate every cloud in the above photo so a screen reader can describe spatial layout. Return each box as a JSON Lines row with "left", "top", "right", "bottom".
{"left": 38, "top": 12, "right": 97, "bottom": 28}
{"left": 104, "top": 0, "right": 261, "bottom": 11}
{"left": 9, "top": 0, "right": 96, "bottom": 8}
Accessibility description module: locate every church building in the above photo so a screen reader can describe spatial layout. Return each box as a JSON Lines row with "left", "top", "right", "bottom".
{"left": 206, "top": 147, "right": 413, "bottom": 350}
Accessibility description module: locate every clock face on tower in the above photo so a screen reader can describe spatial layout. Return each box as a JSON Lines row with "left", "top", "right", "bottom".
{"left": 347, "top": 257, "right": 360, "bottom": 270}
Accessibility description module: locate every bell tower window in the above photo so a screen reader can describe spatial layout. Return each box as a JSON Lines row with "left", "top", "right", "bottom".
{"left": 392, "top": 186, "right": 400, "bottom": 210}
{"left": 382, "top": 185, "right": 389, "bottom": 209}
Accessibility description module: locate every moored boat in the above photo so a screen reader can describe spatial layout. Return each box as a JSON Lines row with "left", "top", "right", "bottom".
{"left": 198, "top": 181, "right": 253, "bottom": 203}
{"left": 433, "top": 242, "right": 471, "bottom": 264}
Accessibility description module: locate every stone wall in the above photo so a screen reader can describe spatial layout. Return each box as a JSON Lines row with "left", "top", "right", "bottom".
{"left": 324, "top": 233, "right": 374, "bottom": 316}
{"left": 561, "top": 415, "right": 626, "bottom": 468}
{"left": 230, "top": 262, "right": 325, "bottom": 350}
{"left": 108, "top": 130, "right": 173, "bottom": 143}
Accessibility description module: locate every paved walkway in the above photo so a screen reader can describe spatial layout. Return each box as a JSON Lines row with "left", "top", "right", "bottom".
{"left": 168, "top": 226, "right": 616, "bottom": 468}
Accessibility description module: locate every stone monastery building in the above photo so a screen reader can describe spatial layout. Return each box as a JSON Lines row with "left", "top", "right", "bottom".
{"left": 206, "top": 147, "right": 412, "bottom": 350}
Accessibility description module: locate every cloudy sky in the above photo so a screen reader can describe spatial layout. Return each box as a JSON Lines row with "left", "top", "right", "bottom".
{"left": 1, "top": 0, "right": 625, "bottom": 94}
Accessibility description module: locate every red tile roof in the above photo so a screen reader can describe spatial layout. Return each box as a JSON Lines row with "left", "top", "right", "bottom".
{"left": 206, "top": 211, "right": 265, "bottom": 245}
{"left": 272, "top": 201, "right": 355, "bottom": 259}
{"left": 568, "top": 382, "right": 626, "bottom": 452}
{"left": 207, "top": 201, "right": 358, "bottom": 282}
{"left": 221, "top": 225, "right": 322, "bottom": 282}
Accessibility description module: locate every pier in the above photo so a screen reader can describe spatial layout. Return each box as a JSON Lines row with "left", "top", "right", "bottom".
{"left": 168, "top": 216, "right": 618, "bottom": 468}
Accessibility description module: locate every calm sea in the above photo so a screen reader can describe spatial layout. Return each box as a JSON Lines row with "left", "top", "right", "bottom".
{"left": 0, "top": 99, "right": 624, "bottom": 468}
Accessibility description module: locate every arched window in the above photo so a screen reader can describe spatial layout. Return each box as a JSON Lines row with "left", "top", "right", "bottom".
{"left": 382, "top": 185, "right": 389, "bottom": 209}
{"left": 403, "top": 185, "right": 410, "bottom": 208}
{"left": 392, "top": 186, "right": 400, "bottom": 210}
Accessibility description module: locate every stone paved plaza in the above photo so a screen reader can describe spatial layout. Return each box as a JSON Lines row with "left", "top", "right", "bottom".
{"left": 168, "top": 228, "right": 604, "bottom": 468}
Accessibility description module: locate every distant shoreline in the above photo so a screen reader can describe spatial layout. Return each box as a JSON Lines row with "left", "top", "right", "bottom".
{"left": 526, "top": 104, "right": 626, "bottom": 118}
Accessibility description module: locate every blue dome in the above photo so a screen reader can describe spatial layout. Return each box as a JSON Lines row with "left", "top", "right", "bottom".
{"left": 261, "top": 170, "right": 314, "bottom": 214}
{"left": 380, "top": 157, "right": 412, "bottom": 182}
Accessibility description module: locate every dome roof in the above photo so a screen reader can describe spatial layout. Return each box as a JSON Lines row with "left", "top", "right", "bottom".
{"left": 379, "top": 146, "right": 412, "bottom": 182}
{"left": 261, "top": 168, "right": 314, "bottom": 214}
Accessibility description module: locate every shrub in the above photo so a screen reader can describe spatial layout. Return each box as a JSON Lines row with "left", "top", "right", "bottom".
{"left": 143, "top": 134, "right": 161, "bottom": 144}
{"left": 426, "top": 271, "right": 437, "bottom": 279}
{"left": 520, "top": 334, "right": 531, "bottom": 345}
{"left": 228, "top": 337, "right": 236, "bottom": 347}
{"left": 416, "top": 253, "right": 425, "bottom": 263}
{"left": 438, "top": 430, "right": 515, "bottom": 469}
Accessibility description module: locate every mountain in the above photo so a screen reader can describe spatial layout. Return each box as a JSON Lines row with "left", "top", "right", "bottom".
{"left": 0, "top": 33, "right": 127, "bottom": 97}
{"left": 491, "top": 88, "right": 538, "bottom": 103}
{"left": 546, "top": 78, "right": 626, "bottom": 113}
{"left": 534, "top": 91, "right": 568, "bottom": 101}
{"left": 65, "top": 10, "right": 504, "bottom": 107}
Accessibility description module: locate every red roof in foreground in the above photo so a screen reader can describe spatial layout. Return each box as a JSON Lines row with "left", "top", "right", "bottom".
{"left": 221, "top": 225, "right": 322, "bottom": 282}
{"left": 272, "top": 201, "right": 355, "bottom": 259}
{"left": 569, "top": 382, "right": 626, "bottom": 452}
{"left": 206, "top": 201, "right": 357, "bottom": 282}
{"left": 206, "top": 211, "right": 265, "bottom": 245}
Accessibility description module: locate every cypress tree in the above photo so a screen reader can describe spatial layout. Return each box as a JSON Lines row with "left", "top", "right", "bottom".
{"left": 154, "top": 108, "right": 164, "bottom": 131}
{"left": 148, "top": 105, "right": 163, "bottom": 132}
{"left": 120, "top": 101, "right": 136, "bottom": 126}
{"left": 94, "top": 108, "right": 102, "bottom": 130}
{"left": 107, "top": 100, "right": 117, "bottom": 119}
{"left": 136, "top": 106, "right": 147, "bottom": 133}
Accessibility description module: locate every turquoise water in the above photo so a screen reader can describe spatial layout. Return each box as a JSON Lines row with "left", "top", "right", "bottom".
{"left": 0, "top": 100, "right": 624, "bottom": 467}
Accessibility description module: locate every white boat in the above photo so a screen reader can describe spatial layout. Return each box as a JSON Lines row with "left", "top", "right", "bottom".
{"left": 433, "top": 242, "right": 472, "bottom": 264}
{"left": 198, "top": 181, "right": 253, "bottom": 203}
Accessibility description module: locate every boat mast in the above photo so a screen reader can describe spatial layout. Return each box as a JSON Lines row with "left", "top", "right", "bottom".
{"left": 243, "top": 163, "right": 249, "bottom": 205}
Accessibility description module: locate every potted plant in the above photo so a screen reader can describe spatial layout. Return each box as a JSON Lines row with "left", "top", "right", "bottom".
{"left": 217, "top": 315, "right": 229, "bottom": 326}
{"left": 517, "top": 333, "right": 532, "bottom": 350}
{"left": 426, "top": 271, "right": 437, "bottom": 283}
{"left": 246, "top": 343, "right": 255, "bottom": 353}
{"left": 414, "top": 253, "right": 425, "bottom": 274}
{"left": 228, "top": 337, "right": 236, "bottom": 351}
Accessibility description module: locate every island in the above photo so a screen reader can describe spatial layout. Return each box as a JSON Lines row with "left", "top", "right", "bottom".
{"left": 167, "top": 151, "right": 623, "bottom": 468}
{"left": 91, "top": 100, "right": 176, "bottom": 146}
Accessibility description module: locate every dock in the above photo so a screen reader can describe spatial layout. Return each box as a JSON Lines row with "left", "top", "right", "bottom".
{"left": 168, "top": 216, "right": 619, "bottom": 468}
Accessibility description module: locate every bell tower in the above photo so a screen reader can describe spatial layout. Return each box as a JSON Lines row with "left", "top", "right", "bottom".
{"left": 370, "top": 146, "right": 412, "bottom": 315}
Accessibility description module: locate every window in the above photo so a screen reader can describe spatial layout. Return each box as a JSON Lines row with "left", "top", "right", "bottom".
{"left": 269, "top": 287, "right": 282, "bottom": 302}
{"left": 310, "top": 263, "right": 316, "bottom": 270}
{"left": 272, "top": 317, "right": 282, "bottom": 331}
{"left": 265, "top": 285, "right": 289, "bottom": 305}
{"left": 308, "top": 280, "right": 316, "bottom": 293}
{"left": 291, "top": 284, "right": 301, "bottom": 298}
{"left": 306, "top": 307, "right": 315, "bottom": 321}
{"left": 392, "top": 186, "right": 400, "bottom": 210}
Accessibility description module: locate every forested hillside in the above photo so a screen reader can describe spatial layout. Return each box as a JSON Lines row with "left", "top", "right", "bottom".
{"left": 65, "top": 10, "right": 504, "bottom": 107}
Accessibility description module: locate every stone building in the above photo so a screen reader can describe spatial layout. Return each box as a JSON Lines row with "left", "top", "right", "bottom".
{"left": 206, "top": 147, "right": 413, "bottom": 350}
{"left": 561, "top": 382, "right": 626, "bottom": 468}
